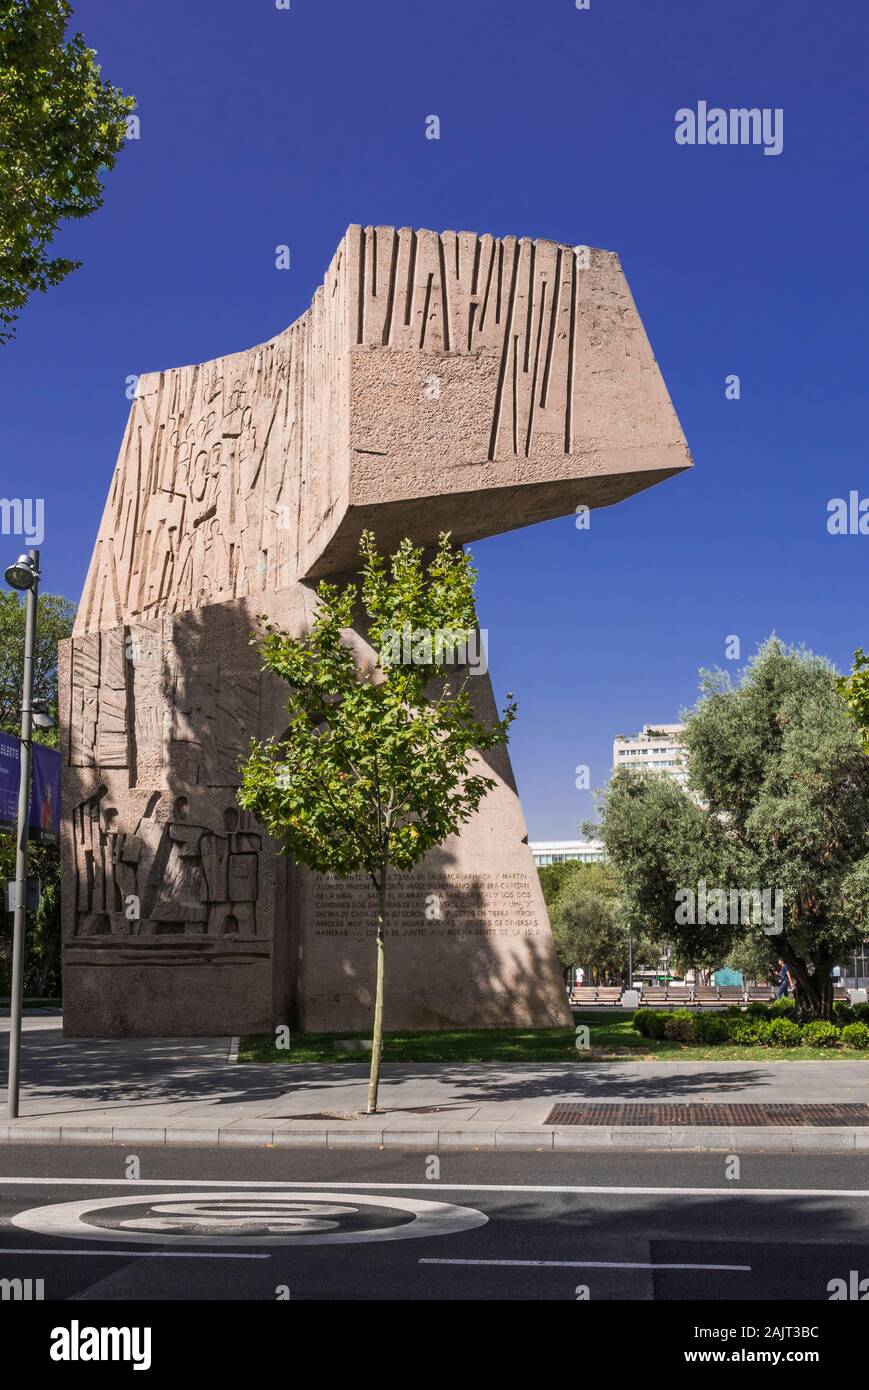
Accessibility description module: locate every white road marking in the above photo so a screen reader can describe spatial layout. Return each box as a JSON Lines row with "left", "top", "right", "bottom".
{"left": 0, "top": 1247, "right": 266, "bottom": 1258}
{"left": 10, "top": 1191, "right": 488, "bottom": 1247}
{"left": 420, "top": 1258, "right": 751, "bottom": 1271}
{"left": 1, "top": 1177, "right": 869, "bottom": 1197}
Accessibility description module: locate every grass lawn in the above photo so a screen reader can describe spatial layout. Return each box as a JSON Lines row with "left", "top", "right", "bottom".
{"left": 238, "top": 1011, "right": 869, "bottom": 1064}
{"left": 239, "top": 1027, "right": 578, "bottom": 1064}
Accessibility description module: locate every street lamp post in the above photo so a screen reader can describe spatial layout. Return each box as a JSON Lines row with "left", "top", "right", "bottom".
{"left": 4, "top": 549, "right": 40, "bottom": 1121}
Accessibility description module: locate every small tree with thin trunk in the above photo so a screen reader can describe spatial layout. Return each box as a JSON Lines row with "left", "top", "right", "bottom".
{"left": 238, "top": 531, "right": 514, "bottom": 1112}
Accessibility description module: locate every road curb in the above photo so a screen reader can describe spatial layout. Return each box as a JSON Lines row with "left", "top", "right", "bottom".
{"left": 1, "top": 1123, "right": 866, "bottom": 1153}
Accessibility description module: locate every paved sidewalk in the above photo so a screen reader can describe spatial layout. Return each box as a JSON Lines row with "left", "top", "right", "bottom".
{"left": 1, "top": 1018, "right": 868, "bottom": 1152}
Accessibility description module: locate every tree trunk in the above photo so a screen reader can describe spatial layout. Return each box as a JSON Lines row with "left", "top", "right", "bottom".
{"left": 366, "top": 870, "right": 388, "bottom": 1114}
{"left": 788, "top": 953, "right": 833, "bottom": 1021}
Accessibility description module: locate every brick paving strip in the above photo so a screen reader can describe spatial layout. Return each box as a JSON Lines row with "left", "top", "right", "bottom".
{"left": 545, "top": 1102, "right": 869, "bottom": 1127}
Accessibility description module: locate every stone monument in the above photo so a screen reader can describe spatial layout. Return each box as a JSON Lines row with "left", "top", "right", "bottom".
{"left": 59, "top": 225, "right": 691, "bottom": 1036}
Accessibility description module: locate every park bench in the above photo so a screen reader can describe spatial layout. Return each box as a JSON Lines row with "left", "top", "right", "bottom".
{"left": 746, "top": 985, "right": 774, "bottom": 1002}
{"left": 641, "top": 986, "right": 669, "bottom": 1006}
{"left": 596, "top": 986, "right": 623, "bottom": 1005}
{"left": 570, "top": 985, "right": 631, "bottom": 1006}
{"left": 665, "top": 986, "right": 693, "bottom": 1004}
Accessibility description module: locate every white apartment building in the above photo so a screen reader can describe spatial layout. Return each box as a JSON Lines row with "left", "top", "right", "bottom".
{"left": 530, "top": 839, "right": 606, "bottom": 868}
{"left": 612, "top": 722, "right": 688, "bottom": 787}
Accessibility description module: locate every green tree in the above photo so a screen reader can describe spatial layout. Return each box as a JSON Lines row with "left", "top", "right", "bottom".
{"left": 0, "top": 834, "right": 61, "bottom": 995}
{"left": 239, "top": 532, "right": 514, "bottom": 1112}
{"left": 552, "top": 889, "right": 622, "bottom": 984}
{"left": 537, "top": 857, "right": 616, "bottom": 909}
{"left": 549, "top": 865, "right": 621, "bottom": 984}
{"left": 598, "top": 639, "right": 869, "bottom": 1020}
{"left": 723, "top": 934, "right": 775, "bottom": 986}
{"left": 1, "top": 0, "right": 135, "bottom": 342}
{"left": 547, "top": 860, "right": 662, "bottom": 986}
{"left": 537, "top": 858, "right": 582, "bottom": 908}
{"left": 0, "top": 590, "right": 76, "bottom": 739}
{"left": 0, "top": 589, "right": 74, "bottom": 998}
{"left": 594, "top": 772, "right": 731, "bottom": 980}
{"left": 837, "top": 648, "right": 869, "bottom": 753}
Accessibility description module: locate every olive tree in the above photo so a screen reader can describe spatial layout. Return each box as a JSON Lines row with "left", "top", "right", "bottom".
{"left": 598, "top": 639, "right": 869, "bottom": 1020}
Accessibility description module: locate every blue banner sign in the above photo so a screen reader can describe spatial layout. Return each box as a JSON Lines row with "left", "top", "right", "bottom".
{"left": 0, "top": 733, "right": 61, "bottom": 845}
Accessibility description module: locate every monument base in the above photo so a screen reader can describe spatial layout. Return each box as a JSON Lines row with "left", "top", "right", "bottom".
{"left": 297, "top": 856, "right": 572, "bottom": 1034}
{"left": 59, "top": 593, "right": 572, "bottom": 1037}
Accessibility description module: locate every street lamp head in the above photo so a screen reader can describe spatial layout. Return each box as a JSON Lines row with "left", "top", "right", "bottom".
{"left": 32, "top": 704, "right": 54, "bottom": 730}
{"left": 4, "top": 554, "right": 39, "bottom": 591}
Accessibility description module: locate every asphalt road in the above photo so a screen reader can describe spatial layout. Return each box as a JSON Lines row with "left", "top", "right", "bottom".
{"left": 0, "top": 1146, "right": 867, "bottom": 1301}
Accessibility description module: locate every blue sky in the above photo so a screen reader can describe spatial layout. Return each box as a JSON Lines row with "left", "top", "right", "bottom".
{"left": 2, "top": 0, "right": 867, "bottom": 838}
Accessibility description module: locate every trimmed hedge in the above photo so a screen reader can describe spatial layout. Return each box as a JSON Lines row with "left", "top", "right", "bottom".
{"left": 630, "top": 1008, "right": 869, "bottom": 1049}
{"left": 692, "top": 1013, "right": 731, "bottom": 1044}
{"left": 800, "top": 1021, "right": 842, "bottom": 1048}
{"left": 834, "top": 1002, "right": 869, "bottom": 1026}
{"left": 759, "top": 1018, "right": 803, "bottom": 1047}
{"left": 728, "top": 1017, "right": 763, "bottom": 1045}
{"left": 767, "top": 996, "right": 797, "bottom": 1015}
{"left": 632, "top": 1009, "right": 666, "bottom": 1039}
{"left": 663, "top": 1010, "right": 694, "bottom": 1042}
{"left": 841, "top": 1022, "right": 869, "bottom": 1050}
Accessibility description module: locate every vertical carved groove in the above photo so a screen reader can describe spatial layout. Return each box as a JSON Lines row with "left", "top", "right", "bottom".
{"left": 512, "top": 334, "right": 519, "bottom": 455}
{"left": 525, "top": 281, "right": 547, "bottom": 457}
{"left": 540, "top": 248, "right": 561, "bottom": 408}
{"left": 479, "top": 239, "right": 496, "bottom": 330}
{"left": 565, "top": 252, "right": 577, "bottom": 453}
{"left": 438, "top": 236, "right": 451, "bottom": 352}
{"left": 404, "top": 229, "right": 417, "bottom": 326}
{"left": 357, "top": 227, "right": 366, "bottom": 344}
{"left": 487, "top": 242, "right": 520, "bottom": 460}
{"left": 524, "top": 243, "right": 536, "bottom": 374}
{"left": 467, "top": 301, "right": 478, "bottom": 352}
{"left": 382, "top": 229, "right": 399, "bottom": 345}
{"left": 420, "top": 273, "right": 434, "bottom": 349}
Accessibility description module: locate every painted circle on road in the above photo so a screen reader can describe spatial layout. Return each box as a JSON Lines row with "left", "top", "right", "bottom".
{"left": 11, "top": 1190, "right": 488, "bottom": 1247}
